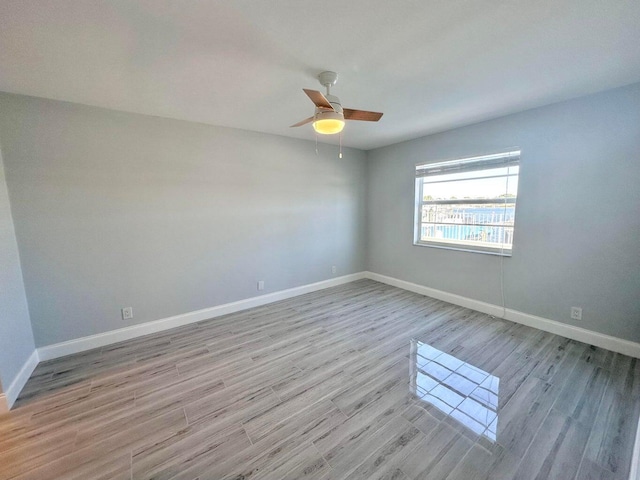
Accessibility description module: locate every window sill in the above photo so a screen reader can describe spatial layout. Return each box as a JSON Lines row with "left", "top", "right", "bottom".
{"left": 413, "top": 241, "right": 512, "bottom": 257}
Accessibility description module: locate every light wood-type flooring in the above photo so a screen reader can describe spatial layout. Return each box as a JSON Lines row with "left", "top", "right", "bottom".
{"left": 1, "top": 280, "right": 639, "bottom": 479}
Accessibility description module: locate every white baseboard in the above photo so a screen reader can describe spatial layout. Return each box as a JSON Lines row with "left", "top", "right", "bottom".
{"left": 364, "top": 271, "right": 640, "bottom": 359}
{"left": 3, "top": 349, "right": 39, "bottom": 409}
{"left": 37, "top": 272, "right": 367, "bottom": 362}
{"left": 365, "top": 272, "right": 504, "bottom": 317}
{"left": 631, "top": 416, "right": 640, "bottom": 480}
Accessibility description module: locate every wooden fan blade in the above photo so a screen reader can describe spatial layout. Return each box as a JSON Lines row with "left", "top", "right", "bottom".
{"left": 303, "top": 89, "right": 334, "bottom": 110}
{"left": 290, "top": 116, "right": 315, "bottom": 128}
{"left": 343, "top": 108, "right": 383, "bottom": 122}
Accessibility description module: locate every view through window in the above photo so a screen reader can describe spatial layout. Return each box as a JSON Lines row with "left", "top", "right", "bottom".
{"left": 414, "top": 151, "right": 520, "bottom": 255}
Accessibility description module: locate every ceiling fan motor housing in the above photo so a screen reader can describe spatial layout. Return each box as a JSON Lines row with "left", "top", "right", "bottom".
{"left": 324, "top": 94, "right": 343, "bottom": 114}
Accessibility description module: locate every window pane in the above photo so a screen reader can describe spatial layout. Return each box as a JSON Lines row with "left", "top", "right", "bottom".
{"left": 420, "top": 223, "right": 514, "bottom": 249}
{"left": 423, "top": 174, "right": 518, "bottom": 200}
{"left": 421, "top": 204, "right": 516, "bottom": 226}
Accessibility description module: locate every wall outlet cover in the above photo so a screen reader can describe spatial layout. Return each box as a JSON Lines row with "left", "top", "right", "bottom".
{"left": 122, "top": 307, "right": 134, "bottom": 320}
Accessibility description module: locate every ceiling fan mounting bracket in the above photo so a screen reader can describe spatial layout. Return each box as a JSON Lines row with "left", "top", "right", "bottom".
{"left": 318, "top": 71, "right": 338, "bottom": 94}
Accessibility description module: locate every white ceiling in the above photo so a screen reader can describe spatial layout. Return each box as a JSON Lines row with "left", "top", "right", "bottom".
{"left": 1, "top": 1, "right": 639, "bottom": 150}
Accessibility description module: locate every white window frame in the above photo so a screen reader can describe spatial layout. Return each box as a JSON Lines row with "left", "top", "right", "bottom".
{"left": 414, "top": 150, "right": 521, "bottom": 256}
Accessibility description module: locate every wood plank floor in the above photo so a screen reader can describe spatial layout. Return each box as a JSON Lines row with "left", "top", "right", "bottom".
{"left": 1, "top": 279, "right": 639, "bottom": 479}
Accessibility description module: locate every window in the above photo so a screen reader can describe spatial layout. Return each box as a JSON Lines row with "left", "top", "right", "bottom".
{"left": 414, "top": 150, "right": 520, "bottom": 256}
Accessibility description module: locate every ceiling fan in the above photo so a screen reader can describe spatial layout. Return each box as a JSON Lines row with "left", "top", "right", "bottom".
{"left": 290, "top": 71, "right": 383, "bottom": 135}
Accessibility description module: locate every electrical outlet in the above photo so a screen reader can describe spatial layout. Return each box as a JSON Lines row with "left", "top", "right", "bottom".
{"left": 571, "top": 307, "right": 582, "bottom": 321}
{"left": 121, "top": 307, "right": 133, "bottom": 320}
{"left": 331, "top": 265, "right": 337, "bottom": 274}
{"left": 257, "top": 280, "right": 265, "bottom": 291}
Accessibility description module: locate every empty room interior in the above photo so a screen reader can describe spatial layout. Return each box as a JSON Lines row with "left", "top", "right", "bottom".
{"left": 1, "top": 1, "right": 640, "bottom": 479}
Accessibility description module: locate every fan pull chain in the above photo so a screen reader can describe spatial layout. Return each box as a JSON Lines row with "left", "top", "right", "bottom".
{"left": 339, "top": 132, "right": 343, "bottom": 159}
{"left": 315, "top": 132, "right": 318, "bottom": 156}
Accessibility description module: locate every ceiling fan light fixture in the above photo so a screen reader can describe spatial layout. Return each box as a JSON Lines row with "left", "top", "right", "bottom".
{"left": 313, "top": 110, "right": 345, "bottom": 135}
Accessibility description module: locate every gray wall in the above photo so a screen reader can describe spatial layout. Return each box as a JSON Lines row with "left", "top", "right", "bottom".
{"left": 0, "top": 147, "right": 35, "bottom": 391}
{"left": 367, "top": 82, "right": 640, "bottom": 342}
{"left": 1, "top": 82, "right": 639, "bottom": 354}
{"left": 0, "top": 93, "right": 367, "bottom": 347}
